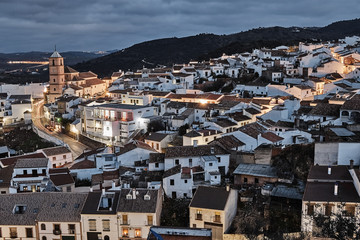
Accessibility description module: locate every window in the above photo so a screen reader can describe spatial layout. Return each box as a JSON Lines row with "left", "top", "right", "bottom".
{"left": 325, "top": 204, "right": 332, "bottom": 216}
{"left": 14, "top": 204, "right": 27, "bottom": 214}
{"left": 68, "top": 224, "right": 75, "bottom": 234}
{"left": 10, "top": 227, "right": 17, "bottom": 238}
{"left": 42, "top": 236, "right": 47, "bottom": 240}
{"left": 170, "top": 179, "right": 174, "bottom": 186}
{"left": 184, "top": 193, "right": 187, "bottom": 198}
{"left": 122, "top": 227, "right": 129, "bottom": 237}
{"left": 184, "top": 180, "right": 187, "bottom": 183}
{"left": 104, "top": 236, "right": 110, "bottom": 240}
{"left": 89, "top": 219, "right": 96, "bottom": 231}
{"left": 196, "top": 210, "right": 202, "bottom": 220}
{"left": 175, "top": 159, "right": 179, "bottom": 165}
{"left": 23, "top": 170, "right": 27, "bottom": 175}
{"left": 345, "top": 205, "right": 355, "bottom": 217}
{"left": 147, "top": 215, "right": 153, "bottom": 225}
{"left": 255, "top": 178, "right": 259, "bottom": 184}
{"left": 193, "top": 224, "right": 197, "bottom": 228}
{"left": 52, "top": 156, "right": 56, "bottom": 161}
{"left": 122, "top": 215, "right": 128, "bottom": 225}
{"left": 155, "top": 163, "right": 159, "bottom": 168}
{"left": 217, "top": 157, "right": 221, "bottom": 163}
{"left": 66, "top": 186, "right": 72, "bottom": 192}
{"left": 156, "top": 143, "right": 159, "bottom": 150}
{"left": 42, "top": 169, "right": 46, "bottom": 175}
{"left": 307, "top": 204, "right": 314, "bottom": 216}
{"left": 26, "top": 228, "right": 33, "bottom": 238}
{"left": 135, "top": 228, "right": 141, "bottom": 238}
{"left": 244, "top": 177, "right": 248, "bottom": 183}
{"left": 103, "top": 219, "right": 110, "bottom": 231}
{"left": 0, "top": 228, "right": 2, "bottom": 237}
{"left": 63, "top": 155, "right": 66, "bottom": 159}
{"left": 205, "top": 138, "right": 208, "bottom": 142}
{"left": 41, "top": 224, "right": 46, "bottom": 230}
{"left": 214, "top": 213, "right": 221, "bottom": 223}
{"left": 189, "top": 159, "right": 192, "bottom": 167}
{"left": 209, "top": 163, "right": 213, "bottom": 167}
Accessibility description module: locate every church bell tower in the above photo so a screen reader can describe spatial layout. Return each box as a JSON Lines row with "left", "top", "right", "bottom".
{"left": 47, "top": 48, "right": 65, "bottom": 103}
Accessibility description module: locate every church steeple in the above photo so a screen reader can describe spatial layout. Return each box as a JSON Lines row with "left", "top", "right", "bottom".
{"left": 47, "top": 48, "right": 65, "bottom": 103}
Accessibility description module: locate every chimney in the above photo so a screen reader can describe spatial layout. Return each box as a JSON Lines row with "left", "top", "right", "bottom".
{"left": 226, "top": 184, "right": 230, "bottom": 192}
{"left": 350, "top": 160, "right": 354, "bottom": 169}
{"left": 102, "top": 188, "right": 106, "bottom": 196}
{"left": 210, "top": 147, "right": 215, "bottom": 155}
{"left": 328, "top": 166, "right": 331, "bottom": 175}
{"left": 112, "top": 181, "right": 116, "bottom": 189}
{"left": 132, "top": 188, "right": 136, "bottom": 199}
{"left": 90, "top": 186, "right": 93, "bottom": 192}
{"left": 334, "top": 182, "right": 338, "bottom": 196}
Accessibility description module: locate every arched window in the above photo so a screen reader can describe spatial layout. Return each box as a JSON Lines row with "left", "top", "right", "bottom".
{"left": 52, "top": 59, "right": 55, "bottom": 66}
{"left": 42, "top": 236, "right": 47, "bottom": 240}
{"left": 41, "top": 224, "right": 46, "bottom": 230}
{"left": 342, "top": 111, "right": 349, "bottom": 116}
{"left": 104, "top": 236, "right": 110, "bottom": 240}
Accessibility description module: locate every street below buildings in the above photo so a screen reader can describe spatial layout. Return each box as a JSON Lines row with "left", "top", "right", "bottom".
{"left": 32, "top": 99, "right": 90, "bottom": 159}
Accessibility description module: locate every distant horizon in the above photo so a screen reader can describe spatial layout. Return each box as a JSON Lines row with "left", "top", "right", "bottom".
{"left": 0, "top": 0, "right": 359, "bottom": 53}
{"left": 0, "top": 17, "right": 359, "bottom": 55}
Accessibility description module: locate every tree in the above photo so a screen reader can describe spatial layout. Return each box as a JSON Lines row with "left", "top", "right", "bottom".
{"left": 178, "top": 124, "right": 189, "bottom": 136}
{"left": 147, "top": 119, "right": 165, "bottom": 133}
{"left": 312, "top": 203, "right": 360, "bottom": 240}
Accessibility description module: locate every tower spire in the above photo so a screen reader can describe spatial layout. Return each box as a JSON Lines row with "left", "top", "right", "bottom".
{"left": 55, "top": 44, "right": 57, "bottom": 52}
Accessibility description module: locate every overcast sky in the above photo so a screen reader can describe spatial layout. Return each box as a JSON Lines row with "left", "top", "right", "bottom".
{"left": 0, "top": 0, "right": 359, "bottom": 53}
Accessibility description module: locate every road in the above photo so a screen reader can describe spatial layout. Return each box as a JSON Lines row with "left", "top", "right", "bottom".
{"left": 32, "top": 99, "right": 90, "bottom": 159}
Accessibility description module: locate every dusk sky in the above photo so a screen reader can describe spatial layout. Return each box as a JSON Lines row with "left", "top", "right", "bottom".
{"left": 0, "top": 0, "right": 359, "bottom": 53}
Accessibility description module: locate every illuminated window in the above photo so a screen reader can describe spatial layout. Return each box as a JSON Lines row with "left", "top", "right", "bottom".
{"left": 135, "top": 228, "right": 141, "bottom": 238}
{"left": 122, "top": 227, "right": 128, "bottom": 237}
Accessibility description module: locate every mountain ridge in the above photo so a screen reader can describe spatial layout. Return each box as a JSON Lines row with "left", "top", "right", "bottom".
{"left": 68, "top": 18, "right": 360, "bottom": 76}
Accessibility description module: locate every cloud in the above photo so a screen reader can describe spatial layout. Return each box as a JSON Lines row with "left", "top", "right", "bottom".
{"left": 0, "top": 0, "right": 358, "bottom": 52}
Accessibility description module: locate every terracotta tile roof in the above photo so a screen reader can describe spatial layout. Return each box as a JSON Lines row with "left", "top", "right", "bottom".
{"left": 70, "top": 159, "right": 95, "bottom": 169}
{"left": 165, "top": 145, "right": 229, "bottom": 158}
{"left": 209, "top": 135, "right": 245, "bottom": 150}
{"left": 309, "top": 103, "right": 341, "bottom": 117}
{"left": 145, "top": 132, "right": 168, "bottom": 142}
{"left": 341, "top": 94, "right": 360, "bottom": 111}
{"left": 0, "top": 152, "right": 46, "bottom": 167}
{"left": 0, "top": 164, "right": 14, "bottom": 188}
{"left": 40, "top": 146, "right": 71, "bottom": 156}
{"left": 50, "top": 173, "right": 74, "bottom": 186}
{"left": 117, "top": 141, "right": 156, "bottom": 155}
{"left": 149, "top": 153, "right": 165, "bottom": 163}
{"left": 64, "top": 66, "right": 78, "bottom": 73}
{"left": 261, "top": 132, "right": 284, "bottom": 143}
{"left": 190, "top": 186, "right": 230, "bottom": 210}
{"left": 79, "top": 71, "right": 97, "bottom": 79}
{"left": 239, "top": 123, "right": 266, "bottom": 139}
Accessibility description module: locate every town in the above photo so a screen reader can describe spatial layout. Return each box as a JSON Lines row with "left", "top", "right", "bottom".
{"left": 0, "top": 35, "right": 360, "bottom": 240}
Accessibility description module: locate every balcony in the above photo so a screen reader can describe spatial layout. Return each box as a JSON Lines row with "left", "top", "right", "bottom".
{"left": 10, "top": 234, "right": 18, "bottom": 238}
{"left": 53, "top": 229, "right": 62, "bottom": 235}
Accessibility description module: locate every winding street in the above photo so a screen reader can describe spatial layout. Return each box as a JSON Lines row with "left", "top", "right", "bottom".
{"left": 32, "top": 99, "right": 90, "bottom": 159}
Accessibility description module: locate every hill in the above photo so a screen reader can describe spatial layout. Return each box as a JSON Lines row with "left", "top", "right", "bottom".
{"left": 73, "top": 18, "right": 360, "bottom": 77}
